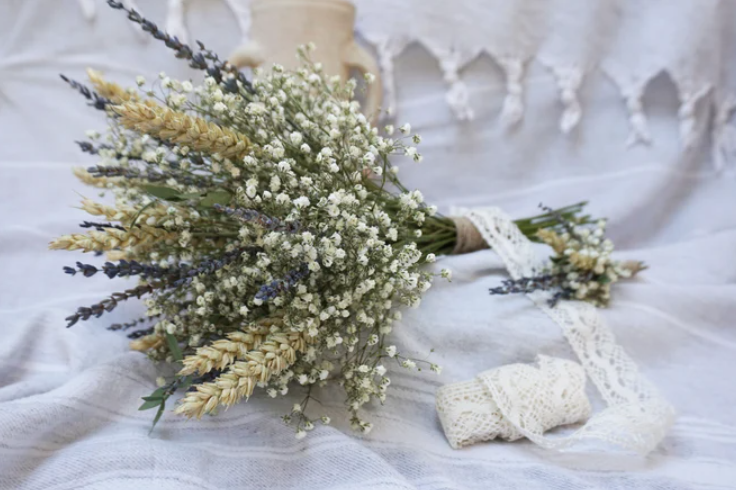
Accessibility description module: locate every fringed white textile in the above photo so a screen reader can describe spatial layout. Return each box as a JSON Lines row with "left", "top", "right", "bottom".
{"left": 78, "top": 0, "right": 146, "bottom": 39}
{"left": 75, "top": 0, "right": 736, "bottom": 164}
{"left": 164, "top": 0, "right": 188, "bottom": 45}
{"left": 436, "top": 208, "right": 676, "bottom": 455}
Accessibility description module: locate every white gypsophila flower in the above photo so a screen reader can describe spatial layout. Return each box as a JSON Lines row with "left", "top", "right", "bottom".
{"left": 293, "top": 196, "right": 310, "bottom": 208}
{"left": 399, "top": 123, "right": 411, "bottom": 134}
{"left": 401, "top": 359, "right": 416, "bottom": 369}
{"left": 135, "top": 75, "right": 146, "bottom": 86}
{"left": 425, "top": 253, "right": 436, "bottom": 263}
{"left": 290, "top": 132, "right": 303, "bottom": 145}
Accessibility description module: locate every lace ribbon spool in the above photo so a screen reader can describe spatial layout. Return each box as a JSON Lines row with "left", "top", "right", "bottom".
{"left": 438, "top": 207, "right": 675, "bottom": 455}
{"left": 437, "top": 356, "right": 591, "bottom": 449}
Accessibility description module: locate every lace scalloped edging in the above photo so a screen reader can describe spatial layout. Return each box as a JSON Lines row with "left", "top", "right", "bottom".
{"left": 452, "top": 207, "right": 676, "bottom": 455}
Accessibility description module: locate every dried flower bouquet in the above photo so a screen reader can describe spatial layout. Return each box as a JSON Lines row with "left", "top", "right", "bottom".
{"left": 50, "top": 1, "right": 641, "bottom": 436}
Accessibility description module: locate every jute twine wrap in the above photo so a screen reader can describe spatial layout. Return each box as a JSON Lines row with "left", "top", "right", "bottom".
{"left": 451, "top": 216, "right": 488, "bottom": 254}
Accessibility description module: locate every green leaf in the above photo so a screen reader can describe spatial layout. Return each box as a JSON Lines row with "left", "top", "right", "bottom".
{"left": 165, "top": 332, "right": 183, "bottom": 362}
{"left": 149, "top": 400, "right": 167, "bottom": 434}
{"left": 139, "top": 398, "right": 163, "bottom": 411}
{"left": 148, "top": 386, "right": 168, "bottom": 399}
{"left": 598, "top": 274, "right": 612, "bottom": 284}
{"left": 141, "top": 184, "right": 184, "bottom": 201}
{"left": 199, "top": 190, "right": 231, "bottom": 207}
{"left": 179, "top": 192, "right": 204, "bottom": 200}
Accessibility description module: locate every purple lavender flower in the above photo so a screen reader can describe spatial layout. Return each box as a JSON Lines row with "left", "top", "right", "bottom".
{"left": 106, "top": 1, "right": 253, "bottom": 94}
{"left": 63, "top": 247, "right": 261, "bottom": 327}
{"left": 80, "top": 221, "right": 126, "bottom": 232}
{"left": 255, "top": 264, "right": 310, "bottom": 302}
{"left": 65, "top": 283, "right": 158, "bottom": 328}
{"left": 59, "top": 75, "right": 110, "bottom": 110}
{"left": 214, "top": 204, "right": 300, "bottom": 233}
{"left": 127, "top": 327, "right": 154, "bottom": 339}
{"left": 489, "top": 273, "right": 575, "bottom": 306}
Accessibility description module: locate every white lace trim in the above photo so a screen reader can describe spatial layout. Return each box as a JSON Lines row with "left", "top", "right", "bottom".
{"left": 436, "top": 208, "right": 675, "bottom": 454}
{"left": 436, "top": 356, "right": 592, "bottom": 449}
{"left": 77, "top": 0, "right": 736, "bottom": 165}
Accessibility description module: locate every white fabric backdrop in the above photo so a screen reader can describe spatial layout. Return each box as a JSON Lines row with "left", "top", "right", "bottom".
{"left": 1, "top": 1, "right": 735, "bottom": 489}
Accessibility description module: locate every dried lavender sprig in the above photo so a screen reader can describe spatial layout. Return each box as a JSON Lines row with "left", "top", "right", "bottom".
{"left": 193, "top": 41, "right": 248, "bottom": 94}
{"left": 106, "top": 0, "right": 253, "bottom": 94}
{"left": 80, "top": 221, "right": 127, "bottom": 232}
{"left": 214, "top": 204, "right": 301, "bottom": 233}
{"left": 64, "top": 259, "right": 169, "bottom": 280}
{"left": 65, "top": 283, "right": 159, "bottom": 328}
{"left": 489, "top": 274, "right": 584, "bottom": 307}
{"left": 77, "top": 141, "right": 105, "bottom": 155}
{"left": 255, "top": 264, "right": 310, "bottom": 301}
{"left": 489, "top": 274, "right": 564, "bottom": 295}
{"left": 77, "top": 142, "right": 147, "bottom": 163}
{"left": 87, "top": 165, "right": 156, "bottom": 180}
{"left": 64, "top": 248, "right": 261, "bottom": 328}
{"left": 86, "top": 165, "right": 207, "bottom": 186}
{"left": 109, "top": 314, "right": 160, "bottom": 332}
{"left": 59, "top": 75, "right": 111, "bottom": 110}
{"left": 65, "top": 247, "right": 259, "bottom": 284}
{"left": 169, "top": 247, "right": 260, "bottom": 287}
{"left": 128, "top": 326, "right": 154, "bottom": 339}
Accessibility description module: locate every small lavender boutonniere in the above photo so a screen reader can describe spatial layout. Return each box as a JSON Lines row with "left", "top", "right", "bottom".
{"left": 490, "top": 205, "right": 645, "bottom": 307}
{"left": 49, "top": 1, "right": 600, "bottom": 437}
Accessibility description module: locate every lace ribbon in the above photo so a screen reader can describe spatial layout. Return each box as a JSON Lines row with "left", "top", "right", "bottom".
{"left": 437, "top": 355, "right": 592, "bottom": 449}
{"left": 436, "top": 207, "right": 675, "bottom": 454}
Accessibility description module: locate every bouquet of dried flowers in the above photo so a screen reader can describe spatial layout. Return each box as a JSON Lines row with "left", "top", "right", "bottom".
{"left": 50, "top": 1, "right": 638, "bottom": 436}
{"left": 489, "top": 205, "right": 645, "bottom": 307}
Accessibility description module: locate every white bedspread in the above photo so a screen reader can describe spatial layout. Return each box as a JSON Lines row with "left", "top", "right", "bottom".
{"left": 1, "top": 1, "right": 735, "bottom": 489}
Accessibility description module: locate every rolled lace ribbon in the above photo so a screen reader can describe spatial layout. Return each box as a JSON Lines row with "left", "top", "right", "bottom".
{"left": 436, "top": 356, "right": 591, "bottom": 449}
